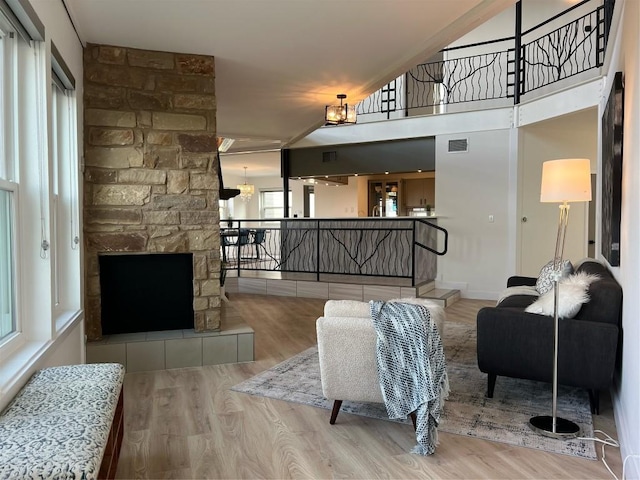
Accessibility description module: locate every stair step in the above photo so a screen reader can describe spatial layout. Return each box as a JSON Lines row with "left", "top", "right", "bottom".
{"left": 419, "top": 288, "right": 461, "bottom": 308}
{"left": 416, "top": 280, "right": 436, "bottom": 297}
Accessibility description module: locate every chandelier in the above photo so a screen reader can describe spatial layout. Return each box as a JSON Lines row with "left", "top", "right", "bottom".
{"left": 325, "top": 94, "right": 357, "bottom": 125}
{"left": 236, "top": 166, "right": 254, "bottom": 201}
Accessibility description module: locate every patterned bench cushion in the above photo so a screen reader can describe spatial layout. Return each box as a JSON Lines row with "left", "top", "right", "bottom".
{"left": 0, "top": 363, "right": 125, "bottom": 480}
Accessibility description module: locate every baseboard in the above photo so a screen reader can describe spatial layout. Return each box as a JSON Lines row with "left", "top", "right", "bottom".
{"left": 435, "top": 280, "right": 467, "bottom": 292}
{"left": 611, "top": 382, "right": 640, "bottom": 479}
{"left": 462, "top": 290, "right": 500, "bottom": 301}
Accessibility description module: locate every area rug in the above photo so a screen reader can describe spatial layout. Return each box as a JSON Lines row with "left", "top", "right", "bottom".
{"left": 231, "top": 321, "right": 597, "bottom": 460}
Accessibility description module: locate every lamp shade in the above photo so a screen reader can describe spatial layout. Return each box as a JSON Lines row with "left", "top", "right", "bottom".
{"left": 540, "top": 158, "right": 592, "bottom": 203}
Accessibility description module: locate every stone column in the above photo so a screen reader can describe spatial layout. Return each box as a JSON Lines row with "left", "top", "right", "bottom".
{"left": 83, "top": 44, "right": 221, "bottom": 340}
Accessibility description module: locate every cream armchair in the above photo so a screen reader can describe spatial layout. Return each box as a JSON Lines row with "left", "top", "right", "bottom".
{"left": 316, "top": 299, "right": 445, "bottom": 424}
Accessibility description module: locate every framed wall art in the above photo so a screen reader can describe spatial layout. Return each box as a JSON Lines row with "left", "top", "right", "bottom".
{"left": 601, "top": 71, "right": 624, "bottom": 267}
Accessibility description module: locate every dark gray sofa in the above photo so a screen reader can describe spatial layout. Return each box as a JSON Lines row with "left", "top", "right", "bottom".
{"left": 476, "top": 260, "right": 622, "bottom": 414}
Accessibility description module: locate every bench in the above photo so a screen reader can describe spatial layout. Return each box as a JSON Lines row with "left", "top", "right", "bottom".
{"left": 0, "top": 363, "right": 125, "bottom": 479}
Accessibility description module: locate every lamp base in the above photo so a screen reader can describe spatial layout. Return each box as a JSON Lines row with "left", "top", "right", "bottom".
{"left": 529, "top": 415, "right": 580, "bottom": 439}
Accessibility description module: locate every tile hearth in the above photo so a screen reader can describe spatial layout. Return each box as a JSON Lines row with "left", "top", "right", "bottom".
{"left": 86, "top": 314, "right": 254, "bottom": 372}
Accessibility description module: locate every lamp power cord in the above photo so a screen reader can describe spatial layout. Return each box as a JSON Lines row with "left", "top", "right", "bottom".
{"left": 578, "top": 430, "right": 619, "bottom": 479}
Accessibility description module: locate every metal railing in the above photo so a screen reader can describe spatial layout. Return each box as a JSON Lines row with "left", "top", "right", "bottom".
{"left": 221, "top": 217, "right": 448, "bottom": 286}
{"left": 356, "top": 0, "right": 612, "bottom": 118}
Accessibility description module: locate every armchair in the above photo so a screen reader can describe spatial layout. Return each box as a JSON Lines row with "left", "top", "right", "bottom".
{"left": 316, "top": 299, "right": 445, "bottom": 425}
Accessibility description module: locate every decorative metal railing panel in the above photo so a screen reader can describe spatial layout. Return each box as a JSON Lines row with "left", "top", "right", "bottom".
{"left": 407, "top": 50, "right": 511, "bottom": 108}
{"left": 317, "top": 222, "right": 413, "bottom": 277}
{"left": 521, "top": 8, "right": 604, "bottom": 93}
{"left": 355, "top": 0, "right": 609, "bottom": 118}
{"left": 222, "top": 218, "right": 447, "bottom": 285}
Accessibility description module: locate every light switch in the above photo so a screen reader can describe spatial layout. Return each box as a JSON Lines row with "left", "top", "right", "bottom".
{"left": 489, "top": 215, "right": 494, "bottom": 223}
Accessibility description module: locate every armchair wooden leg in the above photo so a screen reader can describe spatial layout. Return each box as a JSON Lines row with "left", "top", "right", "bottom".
{"left": 330, "top": 400, "right": 343, "bottom": 425}
{"left": 409, "top": 411, "right": 417, "bottom": 431}
{"left": 487, "top": 373, "right": 497, "bottom": 398}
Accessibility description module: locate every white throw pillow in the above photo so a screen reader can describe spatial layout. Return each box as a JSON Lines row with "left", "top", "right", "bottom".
{"left": 525, "top": 272, "right": 597, "bottom": 318}
{"left": 535, "top": 259, "right": 573, "bottom": 295}
{"left": 496, "top": 286, "right": 539, "bottom": 305}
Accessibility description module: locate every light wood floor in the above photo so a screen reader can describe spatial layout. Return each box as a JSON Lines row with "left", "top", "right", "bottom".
{"left": 115, "top": 295, "right": 622, "bottom": 479}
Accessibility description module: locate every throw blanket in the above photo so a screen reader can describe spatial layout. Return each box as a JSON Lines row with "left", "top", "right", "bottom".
{"left": 370, "top": 301, "right": 449, "bottom": 455}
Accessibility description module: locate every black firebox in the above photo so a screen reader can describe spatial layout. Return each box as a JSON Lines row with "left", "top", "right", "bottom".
{"left": 99, "top": 253, "right": 194, "bottom": 335}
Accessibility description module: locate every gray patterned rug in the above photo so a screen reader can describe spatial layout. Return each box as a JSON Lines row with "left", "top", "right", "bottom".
{"left": 232, "top": 321, "right": 596, "bottom": 460}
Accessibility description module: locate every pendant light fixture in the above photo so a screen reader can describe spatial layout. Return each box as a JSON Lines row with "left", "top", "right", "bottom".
{"left": 325, "top": 94, "right": 357, "bottom": 125}
{"left": 236, "top": 166, "right": 255, "bottom": 201}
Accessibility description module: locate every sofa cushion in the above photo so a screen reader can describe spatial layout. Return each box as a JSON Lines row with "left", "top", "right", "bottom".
{"left": 535, "top": 259, "right": 573, "bottom": 294}
{"left": 574, "top": 260, "right": 622, "bottom": 325}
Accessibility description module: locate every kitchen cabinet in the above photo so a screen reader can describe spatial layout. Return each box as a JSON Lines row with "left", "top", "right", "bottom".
{"left": 404, "top": 178, "right": 435, "bottom": 208}
{"left": 368, "top": 180, "right": 400, "bottom": 217}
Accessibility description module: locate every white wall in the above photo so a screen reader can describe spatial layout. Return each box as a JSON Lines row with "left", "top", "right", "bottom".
{"left": 604, "top": 0, "right": 640, "bottom": 474}
{"left": 436, "top": 129, "right": 513, "bottom": 298}
{"left": 313, "top": 176, "right": 359, "bottom": 218}
{"left": 450, "top": 1, "right": 602, "bottom": 47}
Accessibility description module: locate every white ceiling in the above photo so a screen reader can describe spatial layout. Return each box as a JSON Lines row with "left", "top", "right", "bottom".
{"left": 66, "top": 0, "right": 515, "bottom": 162}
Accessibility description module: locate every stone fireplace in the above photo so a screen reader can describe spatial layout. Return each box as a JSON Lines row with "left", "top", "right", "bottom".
{"left": 83, "top": 43, "right": 221, "bottom": 341}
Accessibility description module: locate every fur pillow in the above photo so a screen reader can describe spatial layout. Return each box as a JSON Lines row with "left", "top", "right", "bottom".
{"left": 535, "top": 259, "right": 574, "bottom": 295}
{"left": 525, "top": 272, "right": 599, "bottom": 318}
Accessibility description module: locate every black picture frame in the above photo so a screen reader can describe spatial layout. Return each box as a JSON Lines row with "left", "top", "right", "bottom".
{"left": 601, "top": 71, "right": 624, "bottom": 267}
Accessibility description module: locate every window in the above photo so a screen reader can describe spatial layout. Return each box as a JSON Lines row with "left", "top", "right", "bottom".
{"left": 303, "top": 185, "right": 315, "bottom": 217}
{"left": 0, "top": 15, "right": 17, "bottom": 343}
{"left": 0, "top": 0, "right": 85, "bottom": 405}
{"left": 0, "top": 187, "right": 15, "bottom": 341}
{"left": 50, "top": 43, "right": 79, "bottom": 324}
{"left": 219, "top": 199, "right": 230, "bottom": 222}
{"left": 260, "top": 190, "right": 292, "bottom": 219}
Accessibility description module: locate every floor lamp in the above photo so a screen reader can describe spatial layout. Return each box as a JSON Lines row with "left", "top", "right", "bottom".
{"left": 529, "top": 158, "right": 592, "bottom": 439}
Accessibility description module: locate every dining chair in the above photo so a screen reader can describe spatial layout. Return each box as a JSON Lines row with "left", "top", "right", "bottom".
{"left": 252, "top": 228, "right": 267, "bottom": 259}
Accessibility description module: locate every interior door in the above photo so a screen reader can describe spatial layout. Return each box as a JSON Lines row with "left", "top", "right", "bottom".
{"left": 519, "top": 110, "right": 597, "bottom": 276}
{"left": 520, "top": 155, "right": 558, "bottom": 276}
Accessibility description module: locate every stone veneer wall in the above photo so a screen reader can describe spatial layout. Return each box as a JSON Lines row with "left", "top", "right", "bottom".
{"left": 83, "top": 43, "right": 221, "bottom": 340}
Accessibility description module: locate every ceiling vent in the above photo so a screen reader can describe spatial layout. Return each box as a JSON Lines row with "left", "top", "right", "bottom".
{"left": 448, "top": 138, "right": 468, "bottom": 153}
{"left": 322, "top": 151, "right": 337, "bottom": 163}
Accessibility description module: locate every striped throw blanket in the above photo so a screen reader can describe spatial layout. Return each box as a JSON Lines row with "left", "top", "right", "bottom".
{"left": 370, "top": 301, "right": 449, "bottom": 455}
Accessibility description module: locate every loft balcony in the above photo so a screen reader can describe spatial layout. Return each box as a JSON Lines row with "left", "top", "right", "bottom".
{"left": 351, "top": 0, "right": 613, "bottom": 125}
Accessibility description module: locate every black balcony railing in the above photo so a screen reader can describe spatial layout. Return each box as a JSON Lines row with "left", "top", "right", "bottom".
{"left": 520, "top": 7, "right": 605, "bottom": 94}
{"left": 356, "top": 0, "right": 613, "bottom": 118}
{"left": 221, "top": 217, "right": 447, "bottom": 286}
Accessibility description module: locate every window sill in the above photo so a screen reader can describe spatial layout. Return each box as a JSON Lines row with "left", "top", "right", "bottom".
{"left": 0, "top": 310, "right": 83, "bottom": 411}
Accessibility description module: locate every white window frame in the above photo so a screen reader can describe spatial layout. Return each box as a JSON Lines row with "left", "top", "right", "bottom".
{"left": 0, "top": 181, "right": 18, "bottom": 346}
{"left": 50, "top": 64, "right": 79, "bottom": 330}
{"left": 0, "top": 18, "right": 16, "bottom": 183}
{"left": 260, "top": 189, "right": 292, "bottom": 219}
{"left": 0, "top": 17, "right": 18, "bottom": 348}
